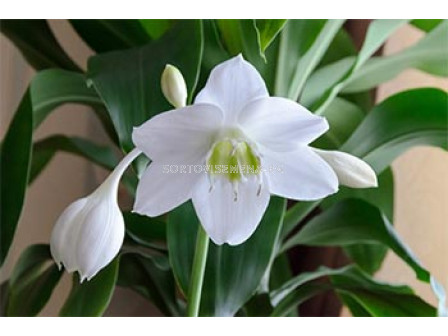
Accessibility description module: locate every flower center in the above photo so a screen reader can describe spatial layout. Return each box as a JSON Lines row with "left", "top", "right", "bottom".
{"left": 206, "top": 130, "right": 262, "bottom": 200}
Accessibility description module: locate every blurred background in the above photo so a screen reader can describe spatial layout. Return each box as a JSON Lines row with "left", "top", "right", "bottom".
{"left": 1, "top": 20, "right": 447, "bottom": 316}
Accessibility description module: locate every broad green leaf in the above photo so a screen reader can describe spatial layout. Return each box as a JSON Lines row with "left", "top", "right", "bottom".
{"left": 6, "top": 244, "right": 62, "bottom": 316}
{"left": 330, "top": 267, "right": 435, "bottom": 317}
{"left": 341, "top": 88, "right": 448, "bottom": 174}
{"left": 0, "top": 93, "right": 32, "bottom": 266}
{"left": 319, "top": 28, "right": 357, "bottom": 66}
{"left": 271, "top": 266, "right": 347, "bottom": 306}
{"left": 313, "top": 19, "right": 408, "bottom": 115}
{"left": 241, "top": 293, "right": 274, "bottom": 317}
{"left": 254, "top": 19, "right": 287, "bottom": 60}
{"left": 87, "top": 20, "right": 203, "bottom": 153}
{"left": 283, "top": 199, "right": 430, "bottom": 282}
{"left": 59, "top": 258, "right": 119, "bottom": 316}
{"left": 302, "top": 20, "right": 448, "bottom": 108}
{"left": 274, "top": 20, "right": 327, "bottom": 96}
{"left": 30, "top": 135, "right": 118, "bottom": 183}
{"left": 0, "top": 69, "right": 104, "bottom": 265}
{"left": 167, "top": 197, "right": 286, "bottom": 316}
{"left": 272, "top": 266, "right": 436, "bottom": 317}
{"left": 312, "top": 97, "right": 364, "bottom": 149}
{"left": 0, "top": 20, "right": 80, "bottom": 71}
{"left": 323, "top": 169, "right": 395, "bottom": 274}
{"left": 411, "top": 19, "right": 443, "bottom": 32}
{"left": 215, "top": 20, "right": 244, "bottom": 56}
{"left": 338, "top": 291, "right": 371, "bottom": 316}
{"left": 212, "top": 20, "right": 278, "bottom": 93}
{"left": 287, "top": 19, "right": 345, "bottom": 100}
{"left": 139, "top": 20, "right": 172, "bottom": 40}
{"left": 118, "top": 253, "right": 180, "bottom": 316}
{"left": 322, "top": 168, "right": 394, "bottom": 221}
{"left": 342, "top": 20, "right": 448, "bottom": 93}
{"left": 281, "top": 200, "right": 320, "bottom": 239}
{"left": 70, "top": 19, "right": 152, "bottom": 53}
{"left": 123, "top": 212, "right": 167, "bottom": 251}
{"left": 283, "top": 169, "right": 394, "bottom": 274}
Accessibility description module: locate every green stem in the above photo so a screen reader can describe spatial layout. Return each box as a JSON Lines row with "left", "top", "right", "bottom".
{"left": 187, "top": 225, "right": 210, "bottom": 317}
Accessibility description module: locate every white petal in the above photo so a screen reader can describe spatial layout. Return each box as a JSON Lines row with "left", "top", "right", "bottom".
{"left": 239, "top": 97, "right": 329, "bottom": 151}
{"left": 195, "top": 55, "right": 268, "bottom": 124}
{"left": 262, "top": 146, "right": 338, "bottom": 201}
{"left": 75, "top": 198, "right": 125, "bottom": 281}
{"left": 134, "top": 159, "right": 205, "bottom": 217}
{"left": 192, "top": 175, "right": 270, "bottom": 245}
{"left": 132, "top": 104, "right": 223, "bottom": 163}
{"left": 313, "top": 149, "right": 378, "bottom": 188}
{"left": 50, "top": 198, "right": 88, "bottom": 271}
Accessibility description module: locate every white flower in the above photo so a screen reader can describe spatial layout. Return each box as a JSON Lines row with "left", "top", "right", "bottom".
{"left": 313, "top": 149, "right": 378, "bottom": 188}
{"left": 132, "top": 55, "right": 375, "bottom": 246}
{"left": 50, "top": 149, "right": 140, "bottom": 281}
{"left": 161, "top": 64, "right": 188, "bottom": 109}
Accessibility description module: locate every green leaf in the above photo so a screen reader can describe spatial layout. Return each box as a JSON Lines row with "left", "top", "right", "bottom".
{"left": 87, "top": 20, "right": 203, "bottom": 152}
{"left": 0, "top": 69, "right": 104, "bottom": 266}
{"left": 59, "top": 258, "right": 119, "bottom": 316}
{"left": 272, "top": 266, "right": 436, "bottom": 317}
{"left": 283, "top": 199, "right": 430, "bottom": 282}
{"left": 30, "top": 135, "right": 118, "bottom": 183}
{"left": 139, "top": 19, "right": 172, "bottom": 40}
{"left": 281, "top": 200, "right": 320, "bottom": 239}
{"left": 287, "top": 19, "right": 345, "bottom": 100}
{"left": 411, "top": 19, "right": 443, "bottom": 32}
{"left": 341, "top": 88, "right": 448, "bottom": 174}
{"left": 167, "top": 197, "right": 286, "bottom": 316}
{"left": 283, "top": 169, "right": 394, "bottom": 275}
{"left": 70, "top": 20, "right": 153, "bottom": 53}
{"left": 0, "top": 20, "right": 80, "bottom": 71}
{"left": 6, "top": 244, "right": 62, "bottom": 316}
{"left": 123, "top": 212, "right": 167, "bottom": 251}
{"left": 215, "top": 20, "right": 245, "bottom": 56}
{"left": 323, "top": 168, "right": 394, "bottom": 221}
{"left": 254, "top": 19, "right": 287, "bottom": 60}
{"left": 342, "top": 20, "right": 448, "bottom": 93}
{"left": 118, "top": 253, "right": 180, "bottom": 316}
{"left": 312, "top": 97, "right": 364, "bottom": 149}
{"left": 274, "top": 20, "right": 326, "bottom": 96}
{"left": 302, "top": 20, "right": 447, "bottom": 108}
{"left": 313, "top": 19, "right": 408, "bottom": 115}
{"left": 331, "top": 267, "right": 436, "bottom": 317}
{"left": 322, "top": 169, "right": 395, "bottom": 274}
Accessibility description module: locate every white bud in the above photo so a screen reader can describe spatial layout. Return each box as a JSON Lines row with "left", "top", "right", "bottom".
{"left": 313, "top": 149, "right": 378, "bottom": 188}
{"left": 161, "top": 64, "right": 187, "bottom": 108}
{"left": 50, "top": 149, "right": 141, "bottom": 281}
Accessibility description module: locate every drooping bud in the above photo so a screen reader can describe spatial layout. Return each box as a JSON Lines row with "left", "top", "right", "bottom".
{"left": 50, "top": 149, "right": 141, "bottom": 281}
{"left": 161, "top": 64, "right": 187, "bottom": 109}
{"left": 313, "top": 149, "right": 378, "bottom": 188}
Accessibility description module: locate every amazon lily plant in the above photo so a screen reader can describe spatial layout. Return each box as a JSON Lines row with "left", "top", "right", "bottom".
{"left": 1, "top": 19, "right": 446, "bottom": 317}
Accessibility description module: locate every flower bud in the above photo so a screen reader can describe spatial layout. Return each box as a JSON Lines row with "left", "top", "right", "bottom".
{"left": 50, "top": 149, "right": 141, "bottom": 281}
{"left": 313, "top": 149, "right": 378, "bottom": 188}
{"left": 161, "top": 64, "right": 187, "bottom": 108}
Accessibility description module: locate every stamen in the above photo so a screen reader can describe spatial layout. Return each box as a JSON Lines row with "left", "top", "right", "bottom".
{"left": 256, "top": 174, "right": 263, "bottom": 197}
{"left": 232, "top": 181, "right": 239, "bottom": 202}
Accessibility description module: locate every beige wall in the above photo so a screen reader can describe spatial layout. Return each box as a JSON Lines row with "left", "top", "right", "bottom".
{"left": 0, "top": 21, "right": 447, "bottom": 316}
